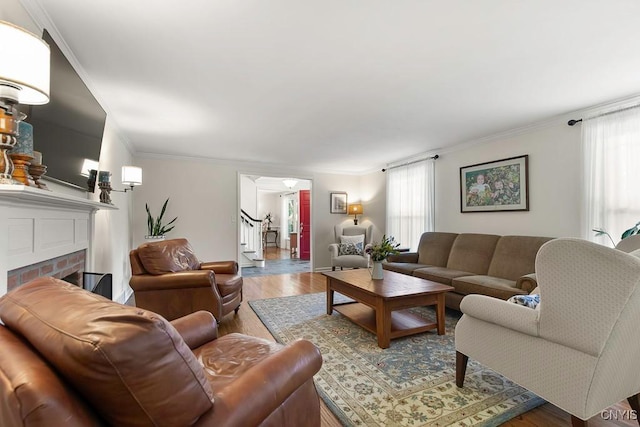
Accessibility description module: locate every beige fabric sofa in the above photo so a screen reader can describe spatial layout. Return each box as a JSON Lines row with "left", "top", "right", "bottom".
{"left": 384, "top": 232, "right": 553, "bottom": 310}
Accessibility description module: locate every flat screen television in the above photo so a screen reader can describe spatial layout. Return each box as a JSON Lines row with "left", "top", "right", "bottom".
{"left": 25, "top": 29, "right": 107, "bottom": 192}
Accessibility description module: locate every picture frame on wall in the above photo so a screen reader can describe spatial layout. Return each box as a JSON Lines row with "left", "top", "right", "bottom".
{"left": 330, "top": 192, "right": 348, "bottom": 214}
{"left": 460, "top": 155, "right": 529, "bottom": 213}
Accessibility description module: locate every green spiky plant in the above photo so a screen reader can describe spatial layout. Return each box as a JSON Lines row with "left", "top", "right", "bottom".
{"left": 145, "top": 198, "right": 177, "bottom": 237}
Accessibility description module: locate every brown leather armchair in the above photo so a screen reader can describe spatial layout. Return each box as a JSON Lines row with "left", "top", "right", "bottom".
{"left": 130, "top": 238, "right": 242, "bottom": 321}
{"left": 0, "top": 277, "right": 323, "bottom": 427}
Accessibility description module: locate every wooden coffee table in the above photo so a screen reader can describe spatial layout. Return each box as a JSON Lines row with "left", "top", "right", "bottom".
{"left": 323, "top": 269, "right": 454, "bottom": 349}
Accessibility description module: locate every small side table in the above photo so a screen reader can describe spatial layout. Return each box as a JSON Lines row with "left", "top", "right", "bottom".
{"left": 263, "top": 229, "right": 279, "bottom": 247}
{"left": 290, "top": 232, "right": 298, "bottom": 258}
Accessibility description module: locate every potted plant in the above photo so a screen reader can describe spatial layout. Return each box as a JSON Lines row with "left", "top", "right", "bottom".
{"left": 593, "top": 221, "right": 640, "bottom": 246}
{"left": 145, "top": 198, "right": 177, "bottom": 240}
{"left": 365, "top": 235, "right": 400, "bottom": 279}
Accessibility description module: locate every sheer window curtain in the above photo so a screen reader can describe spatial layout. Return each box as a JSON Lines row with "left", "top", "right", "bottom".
{"left": 386, "top": 160, "right": 435, "bottom": 250}
{"left": 582, "top": 106, "right": 640, "bottom": 246}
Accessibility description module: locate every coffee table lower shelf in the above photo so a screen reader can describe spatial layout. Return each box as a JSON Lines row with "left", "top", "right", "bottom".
{"left": 333, "top": 302, "right": 438, "bottom": 341}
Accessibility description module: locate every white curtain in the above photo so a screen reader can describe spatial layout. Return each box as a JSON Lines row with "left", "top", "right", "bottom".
{"left": 582, "top": 106, "right": 640, "bottom": 246}
{"left": 386, "top": 160, "right": 435, "bottom": 251}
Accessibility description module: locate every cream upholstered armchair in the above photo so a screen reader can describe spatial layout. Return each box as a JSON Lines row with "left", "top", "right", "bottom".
{"left": 328, "top": 224, "right": 373, "bottom": 271}
{"left": 455, "top": 238, "right": 640, "bottom": 426}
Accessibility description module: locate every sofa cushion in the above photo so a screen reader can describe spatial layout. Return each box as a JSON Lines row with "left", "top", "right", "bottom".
{"left": 413, "top": 266, "right": 473, "bottom": 285}
{"left": 383, "top": 262, "right": 431, "bottom": 275}
{"left": 487, "top": 235, "right": 553, "bottom": 280}
{"left": 0, "top": 278, "right": 214, "bottom": 427}
{"left": 452, "top": 275, "right": 528, "bottom": 300}
{"left": 446, "top": 233, "right": 500, "bottom": 274}
{"left": 416, "top": 232, "right": 459, "bottom": 267}
{"left": 137, "top": 238, "right": 201, "bottom": 275}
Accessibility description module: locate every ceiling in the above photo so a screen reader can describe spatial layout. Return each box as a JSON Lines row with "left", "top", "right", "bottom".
{"left": 25, "top": 0, "right": 640, "bottom": 174}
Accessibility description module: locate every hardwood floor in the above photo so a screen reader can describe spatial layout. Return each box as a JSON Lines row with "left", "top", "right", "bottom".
{"left": 220, "top": 272, "right": 638, "bottom": 427}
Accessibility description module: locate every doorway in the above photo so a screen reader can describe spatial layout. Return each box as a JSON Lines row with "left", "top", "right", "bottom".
{"left": 239, "top": 175, "right": 312, "bottom": 277}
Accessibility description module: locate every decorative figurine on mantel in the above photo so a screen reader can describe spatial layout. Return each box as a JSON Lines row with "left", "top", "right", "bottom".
{"left": 98, "top": 171, "right": 112, "bottom": 204}
{"left": 9, "top": 121, "right": 35, "bottom": 186}
{"left": 28, "top": 151, "right": 49, "bottom": 190}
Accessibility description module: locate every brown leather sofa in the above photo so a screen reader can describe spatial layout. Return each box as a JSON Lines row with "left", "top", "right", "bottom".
{"left": 384, "top": 232, "right": 552, "bottom": 310}
{"left": 130, "top": 238, "right": 242, "bottom": 321}
{"left": 0, "top": 277, "right": 323, "bottom": 427}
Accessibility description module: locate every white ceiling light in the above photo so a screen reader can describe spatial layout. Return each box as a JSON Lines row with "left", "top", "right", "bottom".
{"left": 283, "top": 178, "right": 298, "bottom": 189}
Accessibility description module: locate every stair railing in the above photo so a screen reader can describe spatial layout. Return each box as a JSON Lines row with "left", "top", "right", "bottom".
{"left": 240, "top": 209, "right": 263, "bottom": 260}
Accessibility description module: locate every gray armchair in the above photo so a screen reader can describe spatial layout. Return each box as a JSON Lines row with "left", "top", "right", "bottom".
{"left": 328, "top": 224, "right": 373, "bottom": 270}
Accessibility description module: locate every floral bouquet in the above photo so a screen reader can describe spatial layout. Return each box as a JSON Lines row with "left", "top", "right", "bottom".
{"left": 365, "top": 235, "right": 400, "bottom": 262}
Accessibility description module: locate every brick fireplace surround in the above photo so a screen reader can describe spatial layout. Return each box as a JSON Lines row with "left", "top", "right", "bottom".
{"left": 0, "top": 185, "right": 116, "bottom": 297}
{"left": 7, "top": 250, "right": 86, "bottom": 293}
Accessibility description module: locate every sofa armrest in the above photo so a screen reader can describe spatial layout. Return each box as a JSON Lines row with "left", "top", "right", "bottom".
{"left": 170, "top": 311, "right": 218, "bottom": 349}
{"left": 386, "top": 252, "right": 418, "bottom": 263}
{"left": 328, "top": 243, "right": 339, "bottom": 258}
{"left": 200, "top": 261, "right": 238, "bottom": 274}
{"left": 516, "top": 273, "right": 538, "bottom": 293}
{"left": 211, "top": 339, "right": 322, "bottom": 426}
{"left": 460, "top": 294, "right": 540, "bottom": 337}
{"left": 130, "top": 270, "right": 217, "bottom": 292}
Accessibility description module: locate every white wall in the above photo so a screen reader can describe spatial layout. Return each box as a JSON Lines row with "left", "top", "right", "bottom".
{"left": 1, "top": 1, "right": 136, "bottom": 302}
{"left": 435, "top": 123, "right": 581, "bottom": 238}
{"left": 133, "top": 156, "right": 374, "bottom": 270}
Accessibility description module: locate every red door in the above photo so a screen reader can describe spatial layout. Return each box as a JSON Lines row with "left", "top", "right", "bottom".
{"left": 299, "top": 190, "right": 311, "bottom": 260}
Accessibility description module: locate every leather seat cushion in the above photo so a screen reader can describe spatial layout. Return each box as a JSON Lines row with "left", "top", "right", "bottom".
{"left": 452, "top": 275, "right": 528, "bottom": 300}
{"left": 0, "top": 278, "right": 214, "bottom": 427}
{"left": 413, "top": 266, "right": 473, "bottom": 285}
{"left": 216, "top": 274, "right": 243, "bottom": 297}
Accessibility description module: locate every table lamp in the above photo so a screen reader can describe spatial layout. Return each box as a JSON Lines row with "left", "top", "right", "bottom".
{"left": 348, "top": 203, "right": 363, "bottom": 225}
{"left": 0, "top": 21, "right": 50, "bottom": 184}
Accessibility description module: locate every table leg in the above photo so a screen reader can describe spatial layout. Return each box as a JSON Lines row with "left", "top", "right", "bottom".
{"left": 326, "top": 287, "right": 334, "bottom": 315}
{"left": 436, "top": 293, "right": 446, "bottom": 335}
{"left": 375, "top": 299, "right": 391, "bottom": 348}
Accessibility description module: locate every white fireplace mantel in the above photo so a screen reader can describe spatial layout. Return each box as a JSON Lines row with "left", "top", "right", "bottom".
{"left": 0, "top": 184, "right": 117, "bottom": 295}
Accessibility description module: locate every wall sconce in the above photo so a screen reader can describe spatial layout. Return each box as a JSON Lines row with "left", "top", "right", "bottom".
{"left": 0, "top": 21, "right": 50, "bottom": 185}
{"left": 121, "top": 166, "right": 142, "bottom": 192}
{"left": 348, "top": 203, "right": 363, "bottom": 225}
{"left": 283, "top": 178, "right": 298, "bottom": 189}
{"left": 96, "top": 166, "right": 142, "bottom": 204}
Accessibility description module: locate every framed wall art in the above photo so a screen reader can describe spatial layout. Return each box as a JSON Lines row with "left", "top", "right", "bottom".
{"left": 460, "top": 155, "right": 529, "bottom": 213}
{"left": 330, "top": 192, "right": 348, "bottom": 214}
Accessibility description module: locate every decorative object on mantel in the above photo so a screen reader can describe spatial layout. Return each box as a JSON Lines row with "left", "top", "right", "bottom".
{"left": 365, "top": 234, "right": 400, "bottom": 279}
{"left": 460, "top": 154, "right": 529, "bottom": 213}
{"left": 0, "top": 21, "right": 50, "bottom": 185}
{"left": 9, "top": 121, "right": 35, "bottom": 186}
{"left": 145, "top": 198, "right": 177, "bottom": 240}
{"left": 347, "top": 203, "right": 363, "bottom": 225}
{"left": 98, "top": 171, "right": 112, "bottom": 204}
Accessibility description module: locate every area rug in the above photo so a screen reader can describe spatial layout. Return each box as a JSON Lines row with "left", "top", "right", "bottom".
{"left": 249, "top": 292, "right": 544, "bottom": 426}
{"left": 241, "top": 258, "right": 310, "bottom": 277}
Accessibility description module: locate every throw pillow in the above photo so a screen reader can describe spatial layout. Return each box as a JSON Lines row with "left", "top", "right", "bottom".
{"left": 507, "top": 293, "right": 540, "bottom": 309}
{"left": 339, "top": 242, "right": 361, "bottom": 256}
{"left": 340, "top": 234, "right": 365, "bottom": 255}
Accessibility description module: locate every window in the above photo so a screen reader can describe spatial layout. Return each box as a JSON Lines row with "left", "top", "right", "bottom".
{"left": 582, "top": 106, "right": 640, "bottom": 245}
{"left": 386, "top": 160, "right": 435, "bottom": 250}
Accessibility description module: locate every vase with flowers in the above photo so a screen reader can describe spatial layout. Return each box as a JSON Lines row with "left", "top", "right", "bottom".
{"left": 264, "top": 213, "right": 273, "bottom": 230}
{"left": 365, "top": 235, "right": 400, "bottom": 279}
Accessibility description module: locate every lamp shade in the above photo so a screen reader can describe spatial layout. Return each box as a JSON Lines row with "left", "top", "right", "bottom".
{"left": 122, "top": 166, "right": 142, "bottom": 186}
{"left": 0, "top": 21, "right": 50, "bottom": 104}
{"left": 348, "top": 204, "right": 363, "bottom": 215}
